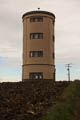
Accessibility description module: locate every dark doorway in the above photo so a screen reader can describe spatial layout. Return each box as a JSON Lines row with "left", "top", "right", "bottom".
{"left": 29, "top": 72, "right": 43, "bottom": 80}
{"left": 53, "top": 72, "right": 55, "bottom": 81}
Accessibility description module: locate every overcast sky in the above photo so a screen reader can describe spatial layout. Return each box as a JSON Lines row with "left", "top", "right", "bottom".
{"left": 0, "top": 0, "right": 80, "bottom": 82}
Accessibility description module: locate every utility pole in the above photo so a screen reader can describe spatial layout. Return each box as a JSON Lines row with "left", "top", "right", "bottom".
{"left": 66, "top": 64, "right": 72, "bottom": 81}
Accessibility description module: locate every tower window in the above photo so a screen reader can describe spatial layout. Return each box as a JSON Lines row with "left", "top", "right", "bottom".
{"left": 29, "top": 51, "right": 43, "bottom": 57}
{"left": 30, "top": 33, "right": 43, "bottom": 39}
{"left": 30, "top": 17, "right": 43, "bottom": 22}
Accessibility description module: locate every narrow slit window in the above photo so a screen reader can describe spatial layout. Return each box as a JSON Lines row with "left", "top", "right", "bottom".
{"left": 53, "top": 35, "right": 55, "bottom": 41}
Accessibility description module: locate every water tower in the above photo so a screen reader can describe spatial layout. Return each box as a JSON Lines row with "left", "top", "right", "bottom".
{"left": 22, "top": 10, "right": 55, "bottom": 81}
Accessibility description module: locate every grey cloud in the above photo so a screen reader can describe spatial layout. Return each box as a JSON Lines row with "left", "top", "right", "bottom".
{"left": 0, "top": 0, "right": 80, "bottom": 67}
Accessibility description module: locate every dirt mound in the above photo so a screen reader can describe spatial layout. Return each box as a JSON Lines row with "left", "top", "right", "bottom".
{"left": 0, "top": 80, "right": 69, "bottom": 120}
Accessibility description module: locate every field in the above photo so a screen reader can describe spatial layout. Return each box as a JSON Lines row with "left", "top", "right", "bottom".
{"left": 43, "top": 81, "right": 80, "bottom": 120}
{"left": 0, "top": 80, "right": 68, "bottom": 120}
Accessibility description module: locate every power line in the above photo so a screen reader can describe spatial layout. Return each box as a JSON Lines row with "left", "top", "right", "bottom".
{"left": 66, "top": 64, "right": 72, "bottom": 81}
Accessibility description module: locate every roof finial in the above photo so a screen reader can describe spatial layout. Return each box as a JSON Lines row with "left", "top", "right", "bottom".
{"left": 38, "top": 8, "right": 40, "bottom": 10}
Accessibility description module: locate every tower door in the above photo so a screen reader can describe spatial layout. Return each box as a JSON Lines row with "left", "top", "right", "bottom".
{"left": 29, "top": 72, "right": 43, "bottom": 80}
{"left": 38, "top": 73, "right": 43, "bottom": 80}
{"left": 53, "top": 72, "right": 55, "bottom": 81}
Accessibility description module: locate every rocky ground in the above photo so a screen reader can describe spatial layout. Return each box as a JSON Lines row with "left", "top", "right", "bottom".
{"left": 0, "top": 80, "right": 69, "bottom": 120}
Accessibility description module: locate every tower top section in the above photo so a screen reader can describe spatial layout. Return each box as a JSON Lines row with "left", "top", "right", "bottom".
{"left": 22, "top": 10, "right": 55, "bottom": 19}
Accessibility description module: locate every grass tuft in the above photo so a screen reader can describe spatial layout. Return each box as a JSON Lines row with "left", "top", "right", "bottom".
{"left": 43, "top": 82, "right": 80, "bottom": 120}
